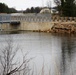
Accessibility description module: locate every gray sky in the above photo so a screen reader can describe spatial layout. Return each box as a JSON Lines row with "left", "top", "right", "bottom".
{"left": 0, "top": 0, "right": 55, "bottom": 10}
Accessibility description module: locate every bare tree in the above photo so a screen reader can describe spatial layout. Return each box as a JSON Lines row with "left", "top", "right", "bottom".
{"left": 46, "top": 0, "right": 52, "bottom": 8}
{"left": 54, "top": 0, "right": 61, "bottom": 6}
{"left": 54, "top": 0, "right": 65, "bottom": 16}
{"left": 0, "top": 37, "right": 32, "bottom": 75}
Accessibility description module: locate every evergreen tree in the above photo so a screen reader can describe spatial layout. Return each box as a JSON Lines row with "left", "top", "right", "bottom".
{"left": 54, "top": 0, "right": 76, "bottom": 16}
{"left": 0, "top": 3, "right": 9, "bottom": 13}
{"left": 63, "top": 0, "right": 76, "bottom": 16}
{"left": 31, "top": 7, "right": 34, "bottom": 13}
{"left": 23, "top": 7, "right": 41, "bottom": 13}
{"left": 0, "top": 3, "right": 17, "bottom": 13}
{"left": 34, "top": 7, "right": 41, "bottom": 13}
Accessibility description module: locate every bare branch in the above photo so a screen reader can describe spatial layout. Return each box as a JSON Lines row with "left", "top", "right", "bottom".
{"left": 46, "top": 0, "right": 52, "bottom": 8}
{"left": 54, "top": 0, "right": 61, "bottom": 6}
{"left": 6, "top": 67, "right": 18, "bottom": 75}
{"left": 0, "top": 37, "right": 32, "bottom": 75}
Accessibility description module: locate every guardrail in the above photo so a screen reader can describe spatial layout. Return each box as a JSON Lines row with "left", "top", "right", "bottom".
{"left": 0, "top": 14, "right": 76, "bottom": 22}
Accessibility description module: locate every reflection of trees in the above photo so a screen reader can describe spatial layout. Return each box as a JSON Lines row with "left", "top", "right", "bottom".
{"left": 61, "top": 36, "right": 76, "bottom": 74}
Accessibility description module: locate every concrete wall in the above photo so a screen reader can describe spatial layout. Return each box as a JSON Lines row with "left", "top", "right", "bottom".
{"left": 0, "top": 14, "right": 53, "bottom": 32}
{"left": 0, "top": 23, "right": 10, "bottom": 31}
{"left": 19, "top": 21, "right": 54, "bottom": 32}
{"left": 0, "top": 21, "right": 54, "bottom": 32}
{"left": 0, "top": 14, "right": 76, "bottom": 33}
{"left": 0, "top": 23, "right": 20, "bottom": 31}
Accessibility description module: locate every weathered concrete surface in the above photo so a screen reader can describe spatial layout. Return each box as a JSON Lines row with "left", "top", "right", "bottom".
{"left": 19, "top": 21, "right": 54, "bottom": 32}
{"left": 0, "top": 21, "right": 54, "bottom": 32}
{"left": 1, "top": 21, "right": 76, "bottom": 34}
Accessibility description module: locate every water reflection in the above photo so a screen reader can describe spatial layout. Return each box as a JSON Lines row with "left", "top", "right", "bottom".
{"left": 0, "top": 32, "right": 76, "bottom": 75}
{"left": 61, "top": 36, "right": 76, "bottom": 75}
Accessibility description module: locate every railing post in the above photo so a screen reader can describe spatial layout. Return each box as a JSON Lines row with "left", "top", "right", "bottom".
{"left": 0, "top": 23, "right": 2, "bottom": 31}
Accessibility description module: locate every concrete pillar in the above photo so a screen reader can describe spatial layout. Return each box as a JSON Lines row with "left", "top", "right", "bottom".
{"left": 7, "top": 23, "right": 10, "bottom": 31}
{"left": 0, "top": 23, "right": 2, "bottom": 31}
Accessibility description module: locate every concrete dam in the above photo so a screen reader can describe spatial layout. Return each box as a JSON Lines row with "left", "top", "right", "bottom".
{"left": 0, "top": 14, "right": 76, "bottom": 33}
{"left": 0, "top": 14, "right": 53, "bottom": 32}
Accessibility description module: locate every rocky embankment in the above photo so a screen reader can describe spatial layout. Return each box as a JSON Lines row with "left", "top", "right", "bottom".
{"left": 51, "top": 22, "right": 76, "bottom": 34}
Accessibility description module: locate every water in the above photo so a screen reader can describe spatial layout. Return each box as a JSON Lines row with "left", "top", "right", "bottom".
{"left": 0, "top": 32, "right": 76, "bottom": 75}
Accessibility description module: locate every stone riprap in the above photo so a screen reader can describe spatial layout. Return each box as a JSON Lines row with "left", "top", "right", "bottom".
{"left": 51, "top": 22, "right": 76, "bottom": 33}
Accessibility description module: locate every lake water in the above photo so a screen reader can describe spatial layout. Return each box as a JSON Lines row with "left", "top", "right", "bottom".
{"left": 0, "top": 32, "right": 76, "bottom": 75}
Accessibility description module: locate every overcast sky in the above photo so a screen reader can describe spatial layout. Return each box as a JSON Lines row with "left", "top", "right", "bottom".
{"left": 0, "top": 0, "right": 55, "bottom": 10}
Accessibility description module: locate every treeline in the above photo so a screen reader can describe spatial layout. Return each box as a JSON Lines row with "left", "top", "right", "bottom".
{"left": 54, "top": 0, "right": 76, "bottom": 17}
{"left": 0, "top": 3, "right": 17, "bottom": 13}
{"left": 0, "top": 3, "right": 42, "bottom": 13}
{"left": 23, "top": 7, "right": 42, "bottom": 13}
